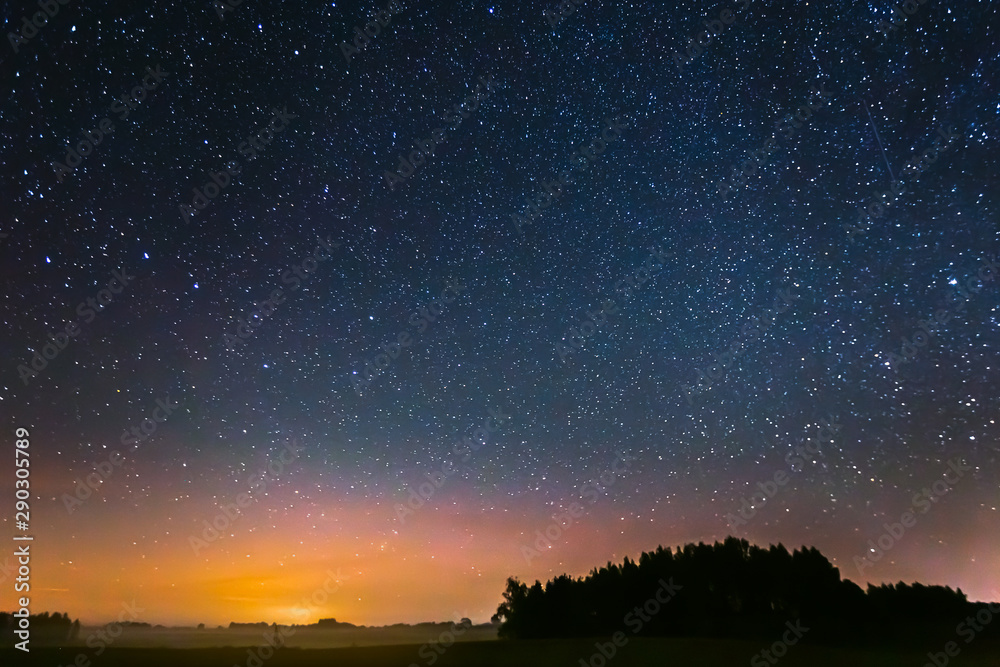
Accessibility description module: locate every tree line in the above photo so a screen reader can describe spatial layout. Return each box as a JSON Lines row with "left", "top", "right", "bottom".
{"left": 0, "top": 611, "right": 81, "bottom": 646}
{"left": 492, "top": 536, "right": 995, "bottom": 644}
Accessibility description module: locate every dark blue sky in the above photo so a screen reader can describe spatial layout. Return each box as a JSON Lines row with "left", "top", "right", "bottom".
{"left": 1, "top": 0, "right": 998, "bottom": 625}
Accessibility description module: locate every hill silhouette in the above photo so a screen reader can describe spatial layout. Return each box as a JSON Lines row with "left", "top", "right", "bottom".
{"left": 492, "top": 536, "right": 997, "bottom": 645}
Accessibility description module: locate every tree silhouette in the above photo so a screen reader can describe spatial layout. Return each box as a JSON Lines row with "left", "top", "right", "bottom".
{"left": 493, "top": 536, "right": 980, "bottom": 644}
{"left": 0, "top": 610, "right": 80, "bottom": 646}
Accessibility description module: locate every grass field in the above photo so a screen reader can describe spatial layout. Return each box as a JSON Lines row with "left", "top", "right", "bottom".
{"left": 6, "top": 636, "right": 1000, "bottom": 667}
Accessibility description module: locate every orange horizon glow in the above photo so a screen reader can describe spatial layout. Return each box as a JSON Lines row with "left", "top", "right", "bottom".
{"left": 3, "top": 451, "right": 999, "bottom": 627}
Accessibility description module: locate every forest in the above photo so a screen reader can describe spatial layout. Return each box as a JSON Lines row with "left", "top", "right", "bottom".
{"left": 492, "top": 536, "right": 994, "bottom": 644}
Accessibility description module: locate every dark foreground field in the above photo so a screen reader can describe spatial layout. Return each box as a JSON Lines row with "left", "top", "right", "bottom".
{"left": 7, "top": 637, "right": 1000, "bottom": 667}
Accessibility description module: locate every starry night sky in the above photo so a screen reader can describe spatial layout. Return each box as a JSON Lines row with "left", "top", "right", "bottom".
{"left": 1, "top": 0, "right": 999, "bottom": 627}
